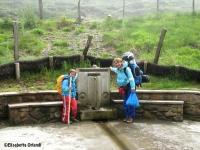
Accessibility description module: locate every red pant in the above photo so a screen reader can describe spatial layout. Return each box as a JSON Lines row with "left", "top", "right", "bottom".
{"left": 62, "top": 96, "right": 77, "bottom": 124}
{"left": 118, "top": 86, "right": 127, "bottom": 96}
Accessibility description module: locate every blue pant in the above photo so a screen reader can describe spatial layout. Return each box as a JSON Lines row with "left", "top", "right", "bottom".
{"left": 123, "top": 84, "right": 136, "bottom": 119}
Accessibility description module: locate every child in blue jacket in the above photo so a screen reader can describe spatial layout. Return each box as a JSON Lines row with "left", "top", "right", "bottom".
{"left": 110, "top": 58, "right": 136, "bottom": 123}
{"left": 62, "top": 69, "right": 78, "bottom": 124}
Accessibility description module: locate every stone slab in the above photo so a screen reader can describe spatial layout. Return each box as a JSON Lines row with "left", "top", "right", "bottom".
{"left": 80, "top": 108, "right": 117, "bottom": 121}
{"left": 112, "top": 99, "right": 184, "bottom": 122}
{"left": 112, "top": 99, "right": 184, "bottom": 104}
{"left": 8, "top": 101, "right": 62, "bottom": 108}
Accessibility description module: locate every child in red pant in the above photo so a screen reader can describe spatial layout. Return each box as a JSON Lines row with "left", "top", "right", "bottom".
{"left": 61, "top": 69, "right": 79, "bottom": 124}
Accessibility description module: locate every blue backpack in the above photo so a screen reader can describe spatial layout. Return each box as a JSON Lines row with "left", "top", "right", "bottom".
{"left": 124, "top": 63, "right": 142, "bottom": 87}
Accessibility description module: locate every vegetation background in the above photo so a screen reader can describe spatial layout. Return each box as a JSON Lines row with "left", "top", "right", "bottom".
{"left": 0, "top": 0, "right": 199, "bottom": 91}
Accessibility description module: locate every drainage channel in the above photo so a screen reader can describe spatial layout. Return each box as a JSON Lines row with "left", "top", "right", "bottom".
{"left": 98, "top": 122, "right": 138, "bottom": 150}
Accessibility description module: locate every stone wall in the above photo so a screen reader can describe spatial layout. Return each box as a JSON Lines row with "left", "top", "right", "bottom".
{"left": 111, "top": 90, "right": 200, "bottom": 121}
{"left": 9, "top": 102, "right": 62, "bottom": 125}
{"left": 0, "top": 90, "right": 200, "bottom": 122}
{"left": 0, "top": 91, "right": 60, "bottom": 118}
{"left": 113, "top": 100, "right": 184, "bottom": 122}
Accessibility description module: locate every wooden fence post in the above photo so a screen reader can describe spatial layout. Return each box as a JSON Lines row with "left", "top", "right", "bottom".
{"left": 82, "top": 35, "right": 93, "bottom": 59}
{"left": 77, "top": 0, "right": 81, "bottom": 23}
{"left": 143, "top": 61, "right": 148, "bottom": 74}
{"left": 39, "top": 0, "right": 43, "bottom": 19}
{"left": 153, "top": 28, "right": 167, "bottom": 64}
{"left": 15, "top": 62, "right": 20, "bottom": 81}
{"left": 157, "top": 0, "right": 159, "bottom": 12}
{"left": 49, "top": 56, "right": 54, "bottom": 70}
{"left": 13, "top": 21, "right": 19, "bottom": 61}
{"left": 123, "top": 0, "right": 125, "bottom": 18}
{"left": 192, "top": 0, "right": 195, "bottom": 14}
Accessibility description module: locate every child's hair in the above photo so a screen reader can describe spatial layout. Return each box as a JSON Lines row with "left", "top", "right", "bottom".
{"left": 113, "top": 58, "right": 123, "bottom": 65}
{"left": 69, "top": 69, "right": 76, "bottom": 73}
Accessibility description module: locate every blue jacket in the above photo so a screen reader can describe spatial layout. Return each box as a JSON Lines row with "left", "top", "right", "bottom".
{"left": 110, "top": 62, "right": 135, "bottom": 89}
{"left": 61, "top": 74, "right": 77, "bottom": 98}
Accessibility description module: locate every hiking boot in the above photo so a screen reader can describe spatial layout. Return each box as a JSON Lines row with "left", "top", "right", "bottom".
{"left": 126, "top": 118, "right": 133, "bottom": 123}
{"left": 71, "top": 118, "right": 79, "bottom": 123}
{"left": 123, "top": 118, "right": 127, "bottom": 122}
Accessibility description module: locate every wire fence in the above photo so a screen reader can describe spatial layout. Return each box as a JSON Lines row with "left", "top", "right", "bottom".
{"left": 0, "top": 0, "right": 200, "bottom": 19}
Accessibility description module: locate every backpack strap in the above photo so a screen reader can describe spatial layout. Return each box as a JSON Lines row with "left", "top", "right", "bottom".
{"left": 126, "top": 64, "right": 142, "bottom": 87}
{"left": 128, "top": 64, "right": 135, "bottom": 78}
{"left": 123, "top": 67, "right": 130, "bottom": 78}
{"left": 129, "top": 63, "right": 141, "bottom": 77}
{"left": 62, "top": 75, "right": 70, "bottom": 86}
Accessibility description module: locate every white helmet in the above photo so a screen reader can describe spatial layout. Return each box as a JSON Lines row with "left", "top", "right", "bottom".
{"left": 122, "top": 51, "right": 134, "bottom": 61}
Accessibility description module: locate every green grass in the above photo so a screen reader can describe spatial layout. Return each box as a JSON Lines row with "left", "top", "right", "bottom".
{"left": 19, "top": 32, "right": 46, "bottom": 56}
{"left": 0, "top": 13, "right": 200, "bottom": 70}
{"left": 53, "top": 39, "right": 69, "bottom": 47}
{"left": 57, "top": 17, "right": 75, "bottom": 29}
{"left": 111, "top": 74, "right": 200, "bottom": 91}
{"left": 31, "top": 28, "right": 45, "bottom": 35}
{"left": 0, "top": 20, "right": 13, "bottom": 64}
{"left": 75, "top": 26, "right": 86, "bottom": 34}
{"left": 101, "top": 13, "right": 200, "bottom": 70}
{"left": 140, "top": 76, "right": 200, "bottom": 90}
{"left": 19, "top": 7, "right": 39, "bottom": 29}
{"left": 1, "top": 72, "right": 199, "bottom": 92}
{"left": 0, "top": 61, "right": 92, "bottom": 92}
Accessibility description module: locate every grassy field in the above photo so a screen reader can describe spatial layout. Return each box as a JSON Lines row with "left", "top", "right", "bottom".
{"left": 0, "top": 73, "right": 199, "bottom": 92}
{"left": 0, "top": 64, "right": 199, "bottom": 93}
{"left": 0, "top": 12, "right": 200, "bottom": 70}
{"left": 100, "top": 13, "right": 200, "bottom": 70}
{"left": 0, "top": 10, "right": 200, "bottom": 91}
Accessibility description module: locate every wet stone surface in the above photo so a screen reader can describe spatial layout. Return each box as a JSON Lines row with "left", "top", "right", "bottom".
{"left": 0, "top": 120, "right": 200, "bottom": 150}
{"left": 108, "top": 120, "right": 200, "bottom": 150}
{"left": 0, "top": 121, "right": 121, "bottom": 150}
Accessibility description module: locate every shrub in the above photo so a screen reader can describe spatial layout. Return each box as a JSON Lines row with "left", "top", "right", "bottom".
{"left": 75, "top": 26, "right": 85, "bottom": 34}
{"left": 53, "top": 40, "right": 68, "bottom": 47}
{"left": 19, "top": 7, "right": 38, "bottom": 29}
{"left": 63, "top": 26, "right": 75, "bottom": 32}
{"left": 31, "top": 28, "right": 45, "bottom": 35}
{"left": 89, "top": 22, "right": 98, "bottom": 29}
{"left": 19, "top": 32, "right": 45, "bottom": 55}
{"left": 0, "top": 18, "right": 13, "bottom": 30}
{"left": 57, "top": 17, "right": 74, "bottom": 29}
